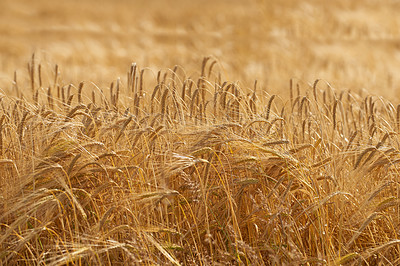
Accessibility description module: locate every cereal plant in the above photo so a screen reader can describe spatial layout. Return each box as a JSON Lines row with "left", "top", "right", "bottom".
{"left": 1, "top": 56, "right": 400, "bottom": 265}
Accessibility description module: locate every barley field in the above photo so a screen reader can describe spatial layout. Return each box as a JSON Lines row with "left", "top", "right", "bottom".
{"left": 1, "top": 0, "right": 400, "bottom": 265}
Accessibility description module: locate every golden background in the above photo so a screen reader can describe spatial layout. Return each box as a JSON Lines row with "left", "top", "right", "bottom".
{"left": 1, "top": 0, "right": 400, "bottom": 99}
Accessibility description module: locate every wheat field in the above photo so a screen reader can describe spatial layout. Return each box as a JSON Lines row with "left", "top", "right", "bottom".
{"left": 1, "top": 0, "right": 400, "bottom": 265}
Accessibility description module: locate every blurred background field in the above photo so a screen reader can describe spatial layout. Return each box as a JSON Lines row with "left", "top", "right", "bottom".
{"left": 2, "top": 0, "right": 400, "bottom": 99}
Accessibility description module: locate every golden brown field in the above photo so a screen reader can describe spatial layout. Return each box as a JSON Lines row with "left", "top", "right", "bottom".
{"left": 1, "top": 0, "right": 400, "bottom": 265}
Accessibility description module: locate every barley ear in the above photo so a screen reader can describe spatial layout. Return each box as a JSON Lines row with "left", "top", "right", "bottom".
{"left": 266, "top": 95, "right": 276, "bottom": 121}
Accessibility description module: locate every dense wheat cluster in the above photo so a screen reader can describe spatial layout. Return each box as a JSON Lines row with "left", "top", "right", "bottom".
{"left": 2, "top": 0, "right": 400, "bottom": 265}
{"left": 0, "top": 56, "right": 399, "bottom": 265}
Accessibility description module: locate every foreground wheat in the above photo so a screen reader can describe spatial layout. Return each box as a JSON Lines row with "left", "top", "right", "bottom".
{"left": 1, "top": 57, "right": 400, "bottom": 265}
